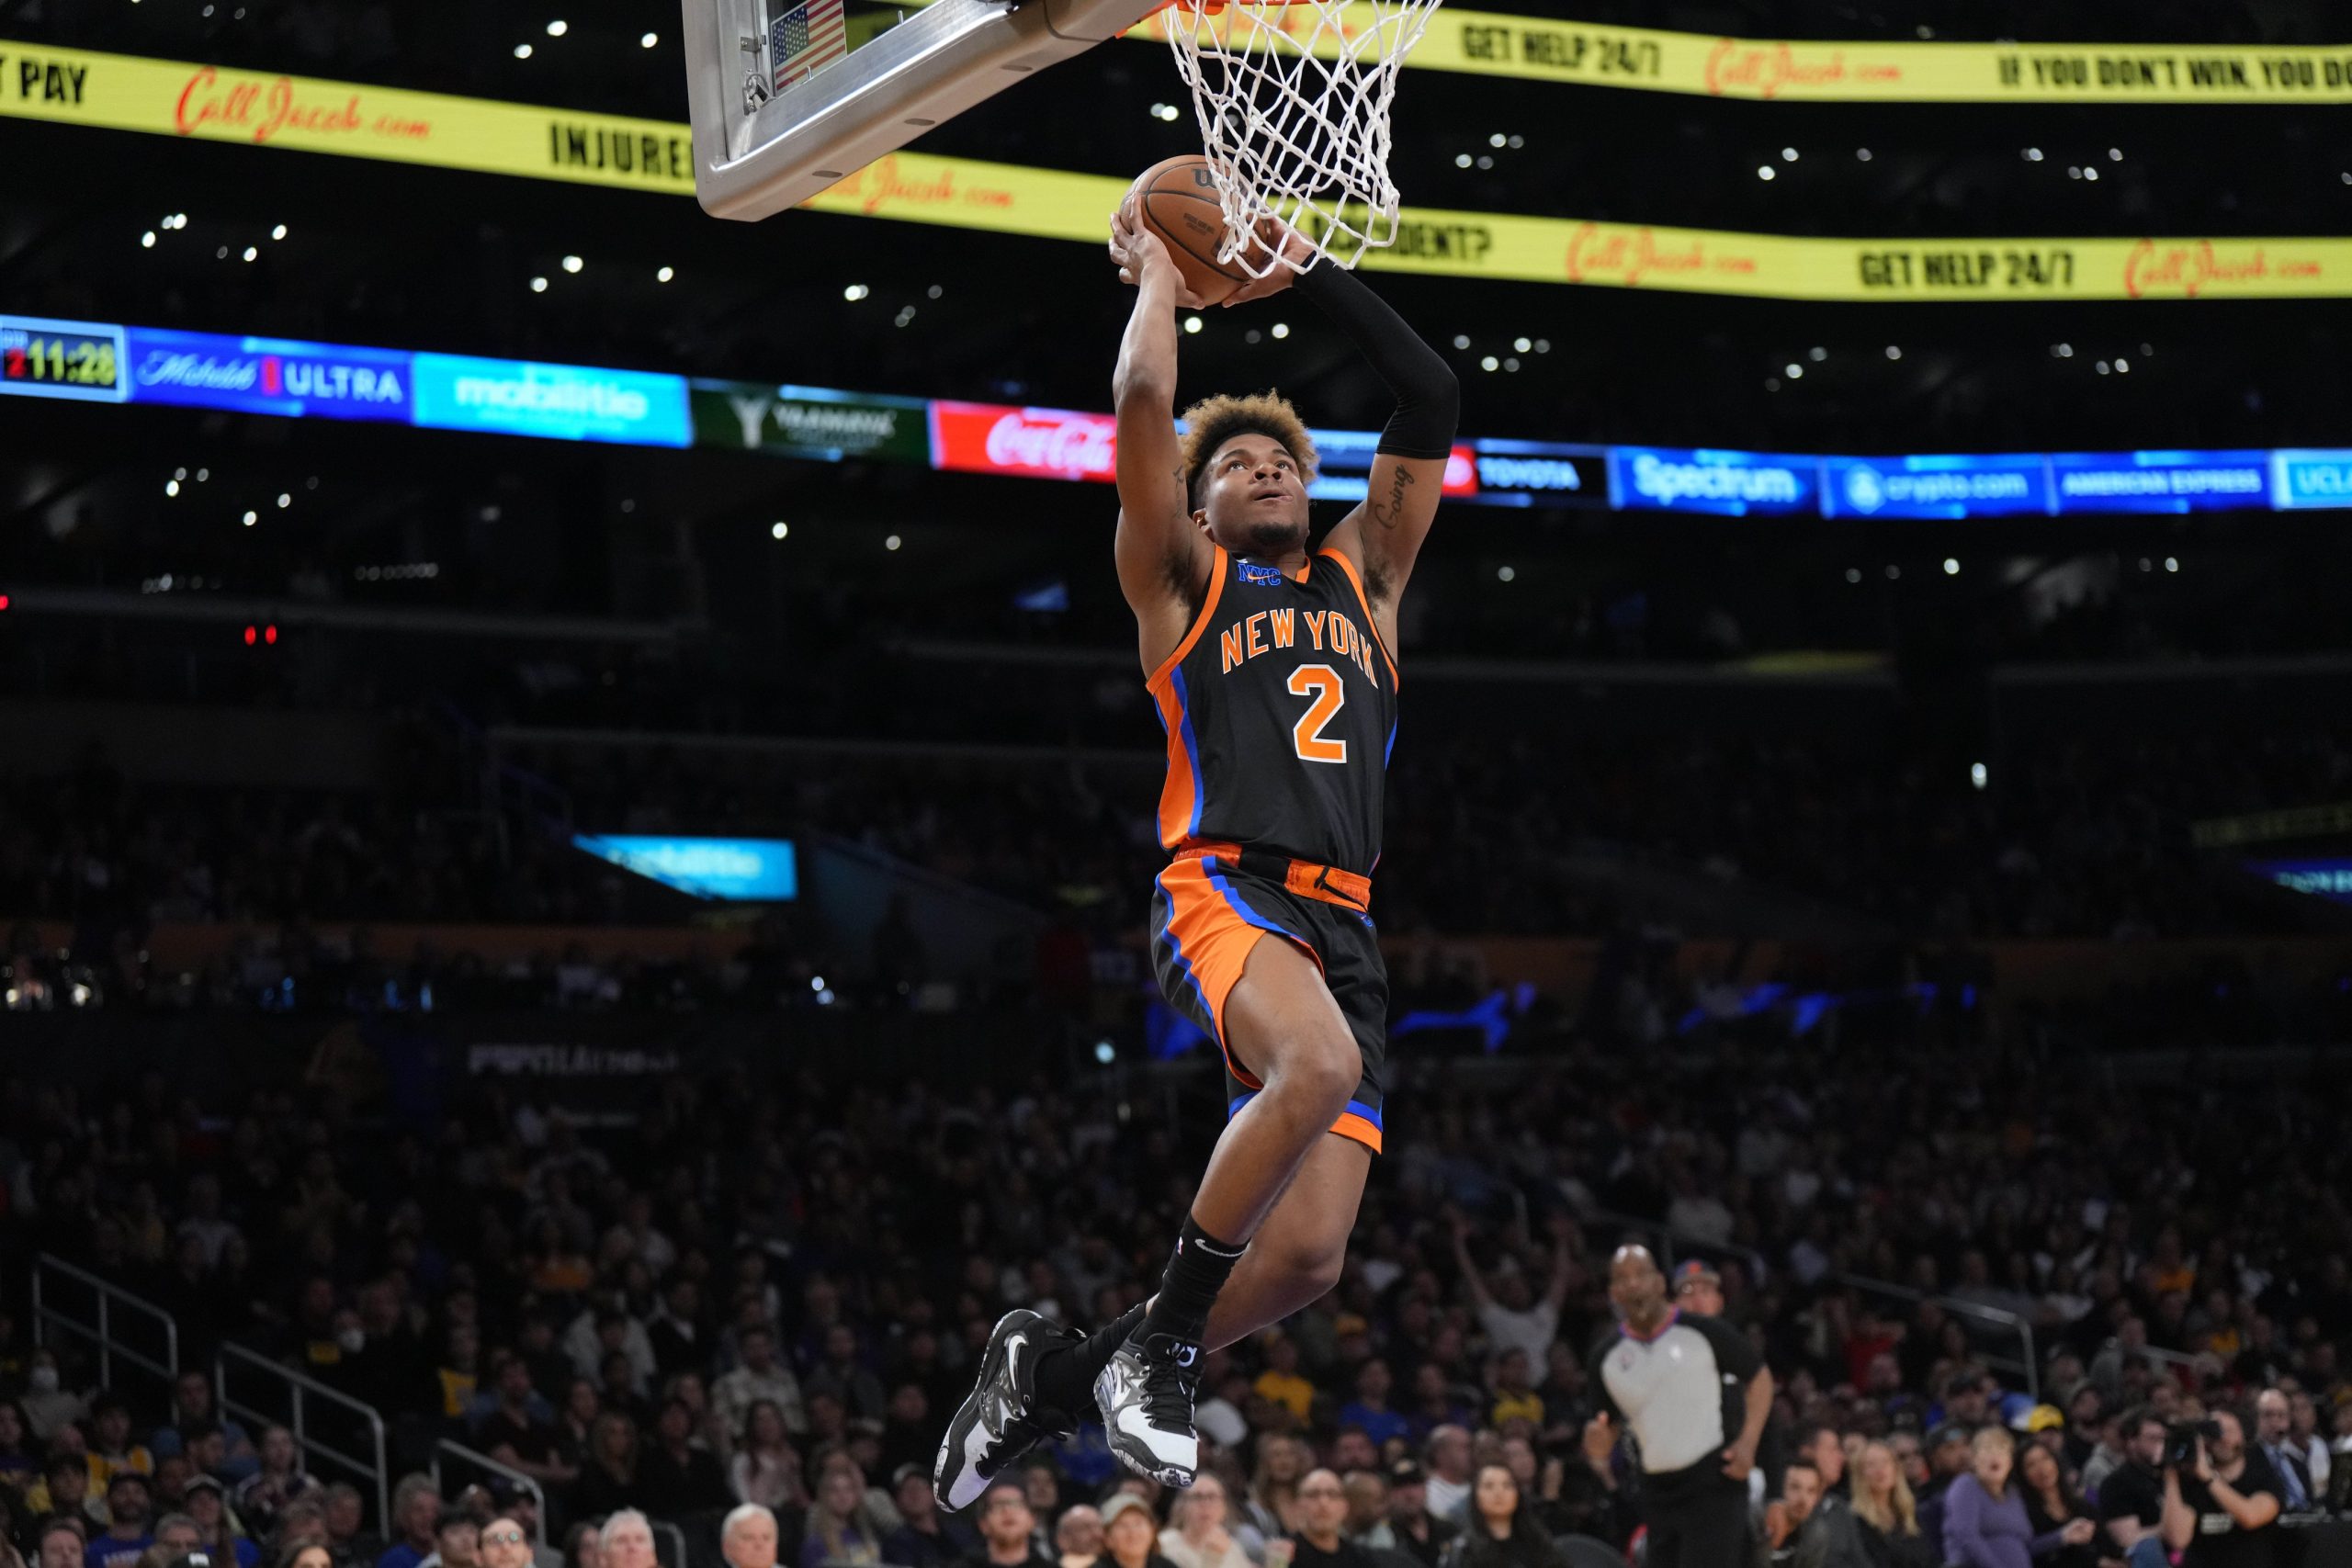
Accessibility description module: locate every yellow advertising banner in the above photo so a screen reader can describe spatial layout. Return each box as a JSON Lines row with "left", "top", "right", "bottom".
{"left": 1134, "top": 10, "right": 2352, "bottom": 104}
{"left": 7, "top": 41, "right": 2351, "bottom": 301}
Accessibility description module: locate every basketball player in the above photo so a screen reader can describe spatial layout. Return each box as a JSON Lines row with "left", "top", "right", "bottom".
{"left": 933, "top": 207, "right": 1457, "bottom": 1507}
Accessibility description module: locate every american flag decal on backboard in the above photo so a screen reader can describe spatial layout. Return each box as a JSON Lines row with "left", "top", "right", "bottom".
{"left": 771, "top": 0, "right": 848, "bottom": 92}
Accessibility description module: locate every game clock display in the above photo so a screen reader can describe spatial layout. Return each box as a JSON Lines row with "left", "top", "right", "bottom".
{"left": 0, "top": 315, "right": 130, "bottom": 402}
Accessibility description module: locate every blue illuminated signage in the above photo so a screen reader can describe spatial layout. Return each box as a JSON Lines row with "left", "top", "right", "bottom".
{"left": 1822, "top": 454, "right": 2050, "bottom": 519}
{"left": 413, "top": 354, "right": 691, "bottom": 446}
{"left": 2051, "top": 451, "right": 2271, "bottom": 513}
{"left": 125, "top": 328, "right": 413, "bottom": 422}
{"left": 573, "top": 834, "right": 798, "bottom": 900}
{"left": 1613, "top": 447, "right": 1818, "bottom": 516}
{"left": 23, "top": 309, "right": 2352, "bottom": 518}
{"left": 2273, "top": 451, "right": 2352, "bottom": 512}
{"left": 2245, "top": 859, "right": 2352, "bottom": 906}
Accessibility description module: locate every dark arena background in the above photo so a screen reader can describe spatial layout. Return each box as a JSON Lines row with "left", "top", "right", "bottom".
{"left": 6, "top": 2, "right": 2352, "bottom": 1567}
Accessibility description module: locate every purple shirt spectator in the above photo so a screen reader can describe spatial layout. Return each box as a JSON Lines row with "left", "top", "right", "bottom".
{"left": 1940, "top": 1474, "right": 2067, "bottom": 1568}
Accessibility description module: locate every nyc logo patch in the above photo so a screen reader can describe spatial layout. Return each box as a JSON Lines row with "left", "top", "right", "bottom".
{"left": 1237, "top": 560, "right": 1285, "bottom": 587}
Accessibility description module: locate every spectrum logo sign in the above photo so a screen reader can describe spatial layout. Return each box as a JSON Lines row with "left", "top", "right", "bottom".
{"left": 124, "top": 328, "right": 412, "bottom": 422}
{"left": 1613, "top": 446, "right": 1817, "bottom": 515}
{"left": 411, "top": 354, "right": 691, "bottom": 446}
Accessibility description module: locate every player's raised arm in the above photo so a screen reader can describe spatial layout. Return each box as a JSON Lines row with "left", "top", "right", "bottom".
{"left": 1287, "top": 260, "right": 1459, "bottom": 621}
{"left": 1108, "top": 207, "right": 1213, "bottom": 625}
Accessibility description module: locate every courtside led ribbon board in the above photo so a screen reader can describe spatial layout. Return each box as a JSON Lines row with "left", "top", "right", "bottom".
{"left": 9, "top": 42, "right": 2352, "bottom": 302}
{"left": 10, "top": 310, "right": 2352, "bottom": 520}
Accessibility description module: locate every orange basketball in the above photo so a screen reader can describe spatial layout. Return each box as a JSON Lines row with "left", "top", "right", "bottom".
{"left": 1128, "top": 154, "right": 1249, "bottom": 306}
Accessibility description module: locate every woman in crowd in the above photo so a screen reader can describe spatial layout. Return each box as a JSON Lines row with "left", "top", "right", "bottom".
{"left": 1159, "top": 1473, "right": 1251, "bottom": 1568}
{"left": 1850, "top": 1440, "right": 1935, "bottom": 1568}
{"left": 1440, "top": 1464, "right": 1566, "bottom": 1568}
{"left": 731, "top": 1400, "right": 806, "bottom": 1511}
{"left": 1101, "top": 1495, "right": 1175, "bottom": 1568}
{"left": 277, "top": 1543, "right": 334, "bottom": 1568}
{"left": 1941, "top": 1427, "right": 2097, "bottom": 1568}
{"left": 1243, "top": 1436, "right": 1309, "bottom": 1542}
{"left": 798, "top": 1458, "right": 883, "bottom": 1568}
{"left": 2016, "top": 1443, "right": 2103, "bottom": 1568}
{"left": 571, "top": 1411, "right": 643, "bottom": 1520}
{"left": 556, "top": 1381, "right": 603, "bottom": 1472}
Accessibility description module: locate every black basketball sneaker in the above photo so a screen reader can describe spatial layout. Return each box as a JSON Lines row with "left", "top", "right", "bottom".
{"left": 933, "top": 1308, "right": 1081, "bottom": 1512}
{"left": 1095, "top": 1329, "right": 1203, "bottom": 1488}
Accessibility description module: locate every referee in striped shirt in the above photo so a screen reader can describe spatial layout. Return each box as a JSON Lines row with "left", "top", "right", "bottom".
{"left": 1588, "top": 1246, "right": 1774, "bottom": 1568}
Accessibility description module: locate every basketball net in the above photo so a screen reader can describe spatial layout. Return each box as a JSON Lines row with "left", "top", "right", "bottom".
{"left": 1159, "top": 0, "right": 1440, "bottom": 276}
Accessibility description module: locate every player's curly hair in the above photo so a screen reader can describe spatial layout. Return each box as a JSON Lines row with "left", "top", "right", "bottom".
{"left": 1179, "top": 391, "right": 1319, "bottom": 510}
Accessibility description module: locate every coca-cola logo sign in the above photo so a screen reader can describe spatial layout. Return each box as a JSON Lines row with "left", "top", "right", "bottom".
{"left": 931, "top": 400, "right": 1119, "bottom": 481}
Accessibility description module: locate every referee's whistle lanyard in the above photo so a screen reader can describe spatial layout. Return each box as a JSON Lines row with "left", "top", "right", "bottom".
{"left": 1624, "top": 1307, "right": 1679, "bottom": 1344}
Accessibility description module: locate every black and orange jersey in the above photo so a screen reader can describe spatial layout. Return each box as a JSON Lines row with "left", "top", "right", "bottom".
{"left": 1146, "top": 545, "right": 1399, "bottom": 879}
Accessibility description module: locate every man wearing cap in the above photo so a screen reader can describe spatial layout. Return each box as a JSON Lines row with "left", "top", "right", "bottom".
{"left": 1588, "top": 1246, "right": 1772, "bottom": 1568}
{"left": 1912, "top": 1426, "right": 1973, "bottom": 1547}
{"left": 1668, "top": 1262, "right": 1724, "bottom": 1319}
{"left": 86, "top": 1473, "right": 155, "bottom": 1568}
{"left": 1378, "top": 1461, "right": 1456, "bottom": 1568}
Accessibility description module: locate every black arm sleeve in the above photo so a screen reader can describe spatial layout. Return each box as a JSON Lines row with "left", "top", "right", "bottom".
{"left": 1291, "top": 261, "right": 1462, "bottom": 460}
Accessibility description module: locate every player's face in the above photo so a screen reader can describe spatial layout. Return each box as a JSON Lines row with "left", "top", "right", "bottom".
{"left": 1197, "top": 434, "right": 1308, "bottom": 554}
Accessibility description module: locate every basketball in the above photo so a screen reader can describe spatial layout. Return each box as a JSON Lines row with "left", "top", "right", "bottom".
{"left": 1129, "top": 154, "right": 1250, "bottom": 305}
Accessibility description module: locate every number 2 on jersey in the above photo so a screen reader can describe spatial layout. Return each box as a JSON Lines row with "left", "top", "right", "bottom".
{"left": 1288, "top": 664, "right": 1348, "bottom": 764}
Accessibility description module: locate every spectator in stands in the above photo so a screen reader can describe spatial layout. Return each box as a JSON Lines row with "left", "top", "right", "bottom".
{"left": 722, "top": 1505, "right": 783, "bottom": 1568}
{"left": 797, "top": 1458, "right": 879, "bottom": 1568}
{"left": 182, "top": 1478, "right": 250, "bottom": 1567}
{"left": 1275, "top": 1472, "right": 1369, "bottom": 1568}
{"left": 1419, "top": 1433, "right": 1472, "bottom": 1528}
{"left": 1378, "top": 1461, "right": 1456, "bottom": 1568}
{"left": 1097, "top": 1495, "right": 1170, "bottom": 1568}
{"left": 148, "top": 1516, "right": 200, "bottom": 1562}
{"left": 322, "top": 1483, "right": 380, "bottom": 1568}
{"left": 233, "top": 1428, "right": 315, "bottom": 1540}
{"left": 966, "top": 1483, "right": 1054, "bottom": 1568}
{"left": 1849, "top": 1440, "right": 1932, "bottom": 1568}
{"left": 1439, "top": 1462, "right": 1562, "bottom": 1568}
{"left": 287, "top": 1544, "right": 338, "bottom": 1568}
{"left": 572, "top": 1414, "right": 642, "bottom": 1521}
{"left": 2161, "top": 1409, "right": 2282, "bottom": 1567}
{"left": 804, "top": 1330, "right": 884, "bottom": 1426}
{"left": 1912, "top": 1427, "right": 1971, "bottom": 1542}
{"left": 729, "top": 1403, "right": 803, "bottom": 1513}
{"left": 379, "top": 1475, "right": 443, "bottom": 1568}
{"left": 2093, "top": 1408, "right": 2165, "bottom": 1568}
{"left": 39, "top": 1521, "right": 86, "bottom": 1568}
{"left": 1780, "top": 1458, "right": 1871, "bottom": 1568}
{"left": 2015, "top": 1445, "right": 2099, "bottom": 1568}
{"left": 85, "top": 1474, "right": 154, "bottom": 1568}
{"left": 23, "top": 1351, "right": 85, "bottom": 1441}
{"left": 1157, "top": 1474, "right": 1249, "bottom": 1568}
{"left": 560, "top": 1525, "right": 600, "bottom": 1568}
{"left": 1942, "top": 1427, "right": 2094, "bottom": 1568}
{"left": 1794, "top": 1425, "right": 1847, "bottom": 1501}
{"left": 715, "top": 1331, "right": 807, "bottom": 1443}
{"left": 1244, "top": 1439, "right": 1308, "bottom": 1543}
{"left": 880, "top": 1467, "right": 965, "bottom": 1568}
{"left": 2289, "top": 1392, "right": 2330, "bottom": 1499}
{"left": 479, "top": 1516, "right": 535, "bottom": 1568}
{"left": 0, "top": 1402, "right": 36, "bottom": 1493}
{"left": 1451, "top": 1213, "right": 1574, "bottom": 1370}
{"left": 86, "top": 1399, "right": 153, "bottom": 1489}
{"left": 2252, "top": 1391, "right": 2313, "bottom": 1511}
{"left": 418, "top": 1517, "right": 479, "bottom": 1568}
{"left": 554, "top": 1385, "right": 602, "bottom": 1474}
{"left": 1253, "top": 1337, "right": 1314, "bottom": 1427}
{"left": 640, "top": 1397, "right": 730, "bottom": 1516}
{"left": 151, "top": 1374, "right": 257, "bottom": 1484}
{"left": 1053, "top": 1506, "right": 1102, "bottom": 1568}
{"left": 1336, "top": 1364, "right": 1409, "bottom": 1451}
{"left": 597, "top": 1512, "right": 656, "bottom": 1568}
{"left": 478, "top": 1359, "right": 570, "bottom": 1493}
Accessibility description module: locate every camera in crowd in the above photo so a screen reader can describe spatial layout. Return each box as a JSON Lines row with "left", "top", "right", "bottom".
{"left": 2166, "top": 1418, "right": 2224, "bottom": 1469}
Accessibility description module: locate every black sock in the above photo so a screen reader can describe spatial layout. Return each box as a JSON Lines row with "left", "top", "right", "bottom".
{"left": 1033, "top": 1303, "right": 1146, "bottom": 1415}
{"left": 1139, "top": 1213, "right": 1246, "bottom": 1350}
